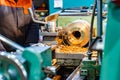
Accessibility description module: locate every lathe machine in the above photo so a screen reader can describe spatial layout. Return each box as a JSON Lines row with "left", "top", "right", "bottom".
{"left": 0, "top": 34, "right": 57, "bottom": 80}
{"left": 1, "top": 0, "right": 120, "bottom": 80}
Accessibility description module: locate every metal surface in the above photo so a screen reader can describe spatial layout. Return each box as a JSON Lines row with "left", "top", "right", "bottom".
{"left": 80, "top": 57, "right": 100, "bottom": 80}
{"left": 67, "top": 65, "right": 82, "bottom": 80}
{"left": 56, "top": 59, "right": 82, "bottom": 66}
{"left": 40, "top": 32, "right": 58, "bottom": 36}
{"left": 0, "top": 34, "right": 24, "bottom": 51}
{"left": 88, "top": 0, "right": 97, "bottom": 60}
{"left": 0, "top": 33, "right": 54, "bottom": 80}
{"left": 59, "top": 12, "right": 89, "bottom": 16}
{"left": 55, "top": 20, "right": 89, "bottom": 66}
{"left": 96, "top": 0, "right": 103, "bottom": 65}
{"left": 0, "top": 52, "right": 27, "bottom": 80}
{"left": 28, "top": 8, "right": 47, "bottom": 25}
{"left": 22, "top": 45, "right": 52, "bottom": 80}
{"left": 89, "top": 0, "right": 97, "bottom": 47}
{"left": 97, "top": 0, "right": 103, "bottom": 37}
{"left": 40, "top": 32, "right": 58, "bottom": 45}
{"left": 65, "top": 20, "right": 90, "bottom": 46}
{"left": 0, "top": 43, "right": 53, "bottom": 80}
{"left": 28, "top": 8, "right": 59, "bottom": 32}
{"left": 55, "top": 52, "right": 84, "bottom": 66}
{"left": 100, "top": 2, "right": 120, "bottom": 80}
{"left": 55, "top": 52, "right": 84, "bottom": 59}
{"left": 56, "top": 20, "right": 90, "bottom": 47}
{"left": 89, "top": 37, "right": 103, "bottom": 51}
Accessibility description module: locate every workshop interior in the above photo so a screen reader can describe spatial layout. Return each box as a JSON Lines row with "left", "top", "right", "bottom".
{"left": 0, "top": 0, "right": 120, "bottom": 80}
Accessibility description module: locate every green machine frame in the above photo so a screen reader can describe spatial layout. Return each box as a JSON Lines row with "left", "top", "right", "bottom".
{"left": 0, "top": 34, "right": 53, "bottom": 80}
{"left": 100, "top": 1, "right": 120, "bottom": 80}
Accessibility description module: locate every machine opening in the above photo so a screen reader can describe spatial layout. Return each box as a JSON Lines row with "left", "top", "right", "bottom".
{"left": 72, "top": 31, "right": 81, "bottom": 39}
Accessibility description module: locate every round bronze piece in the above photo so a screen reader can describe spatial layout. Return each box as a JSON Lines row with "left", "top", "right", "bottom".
{"left": 65, "top": 20, "right": 90, "bottom": 47}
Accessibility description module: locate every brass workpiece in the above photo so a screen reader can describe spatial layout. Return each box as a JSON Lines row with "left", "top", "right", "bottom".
{"left": 45, "top": 14, "right": 59, "bottom": 22}
{"left": 56, "top": 20, "right": 90, "bottom": 47}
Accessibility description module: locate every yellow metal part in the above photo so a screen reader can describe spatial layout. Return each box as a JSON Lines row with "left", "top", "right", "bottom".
{"left": 45, "top": 14, "right": 59, "bottom": 22}
{"left": 56, "top": 20, "right": 90, "bottom": 47}
{"left": 66, "top": 20, "right": 90, "bottom": 46}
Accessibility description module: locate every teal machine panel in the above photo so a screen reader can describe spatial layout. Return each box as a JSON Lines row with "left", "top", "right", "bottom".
{"left": 49, "top": 0, "right": 94, "bottom": 14}
{"left": 100, "top": 1, "right": 120, "bottom": 80}
{"left": 0, "top": 34, "right": 55, "bottom": 80}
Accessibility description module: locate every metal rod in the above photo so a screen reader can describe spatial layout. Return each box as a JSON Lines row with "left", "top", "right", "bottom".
{"left": 0, "top": 34, "right": 24, "bottom": 51}
{"left": 59, "top": 12, "right": 88, "bottom": 16}
{"left": 89, "top": 0, "right": 97, "bottom": 47}
{"left": 64, "top": 10, "right": 80, "bottom": 12}
{"left": 66, "top": 65, "right": 81, "bottom": 80}
{"left": 88, "top": 0, "right": 97, "bottom": 60}
{"left": 97, "top": 0, "right": 103, "bottom": 64}
{"left": 97, "top": 0, "right": 103, "bottom": 37}
{"left": 98, "top": 51, "right": 102, "bottom": 64}
{"left": 28, "top": 8, "right": 48, "bottom": 25}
